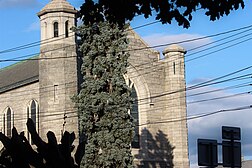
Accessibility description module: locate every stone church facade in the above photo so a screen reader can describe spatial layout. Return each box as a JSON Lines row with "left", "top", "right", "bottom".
{"left": 0, "top": 0, "right": 189, "bottom": 167}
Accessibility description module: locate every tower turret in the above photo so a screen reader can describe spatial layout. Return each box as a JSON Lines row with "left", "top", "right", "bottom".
{"left": 162, "top": 44, "right": 189, "bottom": 168}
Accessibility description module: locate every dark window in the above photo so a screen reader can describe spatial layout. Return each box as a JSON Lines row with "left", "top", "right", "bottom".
{"left": 31, "top": 100, "right": 36, "bottom": 130}
{"left": 173, "top": 62, "right": 176, "bottom": 75}
{"left": 6, "top": 108, "right": 11, "bottom": 138}
{"left": 131, "top": 84, "right": 140, "bottom": 148}
{"left": 54, "top": 22, "right": 59, "bottom": 37}
{"left": 65, "top": 21, "right": 69, "bottom": 38}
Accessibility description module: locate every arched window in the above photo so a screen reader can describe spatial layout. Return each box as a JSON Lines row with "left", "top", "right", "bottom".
{"left": 3, "top": 107, "right": 13, "bottom": 138}
{"left": 65, "top": 21, "right": 69, "bottom": 38}
{"left": 131, "top": 83, "right": 140, "bottom": 148}
{"left": 31, "top": 100, "right": 37, "bottom": 128}
{"left": 27, "top": 100, "right": 39, "bottom": 142}
{"left": 53, "top": 22, "right": 59, "bottom": 37}
{"left": 125, "top": 78, "right": 140, "bottom": 148}
{"left": 6, "top": 108, "right": 11, "bottom": 138}
{"left": 44, "top": 22, "right": 47, "bottom": 39}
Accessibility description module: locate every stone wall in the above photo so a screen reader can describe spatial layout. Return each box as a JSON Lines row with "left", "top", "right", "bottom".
{"left": 0, "top": 82, "right": 39, "bottom": 138}
{"left": 39, "top": 44, "right": 78, "bottom": 142}
{"left": 127, "top": 29, "right": 189, "bottom": 168}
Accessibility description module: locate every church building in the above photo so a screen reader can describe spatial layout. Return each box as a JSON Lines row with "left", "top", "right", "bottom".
{"left": 0, "top": 0, "right": 189, "bottom": 167}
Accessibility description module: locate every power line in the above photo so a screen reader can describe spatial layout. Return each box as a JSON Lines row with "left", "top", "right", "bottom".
{"left": 186, "top": 30, "right": 252, "bottom": 58}
{"left": 187, "top": 82, "right": 252, "bottom": 97}
{"left": 0, "top": 21, "right": 160, "bottom": 55}
{"left": 138, "top": 105, "right": 252, "bottom": 126}
{"left": 0, "top": 70, "right": 250, "bottom": 104}
{"left": 187, "top": 91, "right": 252, "bottom": 104}
{"left": 1, "top": 23, "right": 252, "bottom": 64}
{"left": 135, "top": 72, "right": 252, "bottom": 104}
{"left": 1, "top": 62, "right": 251, "bottom": 105}
{"left": 186, "top": 36, "right": 252, "bottom": 62}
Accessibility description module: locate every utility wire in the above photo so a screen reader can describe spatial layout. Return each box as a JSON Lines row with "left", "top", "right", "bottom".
{"left": 1, "top": 63, "right": 252, "bottom": 105}
{"left": 187, "top": 91, "right": 252, "bottom": 104}
{"left": 0, "top": 23, "right": 252, "bottom": 62}
{"left": 138, "top": 105, "right": 252, "bottom": 126}
{"left": 186, "top": 36, "right": 252, "bottom": 62}
{"left": 0, "top": 21, "right": 160, "bottom": 55}
{"left": 186, "top": 31, "right": 252, "bottom": 57}
{"left": 0, "top": 70, "right": 251, "bottom": 104}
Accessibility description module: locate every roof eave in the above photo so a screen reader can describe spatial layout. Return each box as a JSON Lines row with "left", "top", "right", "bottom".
{"left": 0, "top": 76, "right": 39, "bottom": 94}
{"left": 37, "top": 8, "right": 77, "bottom": 17}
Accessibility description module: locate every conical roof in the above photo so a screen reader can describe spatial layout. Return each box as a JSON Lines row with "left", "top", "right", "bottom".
{"left": 37, "top": 0, "right": 77, "bottom": 17}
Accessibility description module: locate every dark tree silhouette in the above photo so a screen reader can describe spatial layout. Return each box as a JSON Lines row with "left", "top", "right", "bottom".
{"left": 0, "top": 118, "right": 84, "bottom": 168}
{"left": 135, "top": 128, "right": 174, "bottom": 168}
{"left": 79, "top": 0, "right": 245, "bottom": 28}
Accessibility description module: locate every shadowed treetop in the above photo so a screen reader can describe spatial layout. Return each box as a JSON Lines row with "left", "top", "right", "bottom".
{"left": 78, "top": 0, "right": 245, "bottom": 28}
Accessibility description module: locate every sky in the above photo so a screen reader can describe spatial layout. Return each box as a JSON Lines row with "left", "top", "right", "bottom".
{"left": 0, "top": 0, "right": 252, "bottom": 167}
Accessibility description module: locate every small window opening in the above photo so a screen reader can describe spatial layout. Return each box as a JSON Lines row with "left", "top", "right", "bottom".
{"left": 65, "top": 21, "right": 69, "bottom": 38}
{"left": 54, "top": 85, "right": 59, "bottom": 101}
{"left": 54, "top": 22, "right": 59, "bottom": 37}
{"left": 173, "top": 62, "right": 176, "bottom": 75}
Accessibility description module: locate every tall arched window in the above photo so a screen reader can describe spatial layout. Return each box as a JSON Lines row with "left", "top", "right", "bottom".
{"left": 53, "top": 22, "right": 59, "bottom": 37}
{"left": 27, "top": 100, "right": 39, "bottom": 142}
{"left": 6, "top": 108, "right": 11, "bottom": 138}
{"left": 44, "top": 22, "right": 47, "bottom": 39}
{"left": 125, "top": 79, "right": 140, "bottom": 148}
{"left": 131, "top": 84, "right": 140, "bottom": 148}
{"left": 31, "top": 100, "right": 37, "bottom": 128}
{"left": 65, "top": 21, "right": 69, "bottom": 38}
{"left": 3, "top": 107, "right": 13, "bottom": 138}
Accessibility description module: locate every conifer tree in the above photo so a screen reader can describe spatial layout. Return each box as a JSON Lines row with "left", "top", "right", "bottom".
{"left": 74, "top": 21, "right": 134, "bottom": 168}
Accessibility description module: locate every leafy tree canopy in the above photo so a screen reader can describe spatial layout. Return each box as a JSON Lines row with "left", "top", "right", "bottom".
{"left": 79, "top": 0, "right": 245, "bottom": 28}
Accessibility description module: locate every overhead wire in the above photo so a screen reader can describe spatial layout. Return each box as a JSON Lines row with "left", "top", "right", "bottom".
{"left": 0, "top": 23, "right": 251, "bottom": 64}
{"left": 1, "top": 23, "right": 252, "bottom": 131}
{"left": 0, "top": 67, "right": 251, "bottom": 104}
{"left": 0, "top": 21, "right": 160, "bottom": 55}
{"left": 138, "top": 105, "right": 252, "bottom": 126}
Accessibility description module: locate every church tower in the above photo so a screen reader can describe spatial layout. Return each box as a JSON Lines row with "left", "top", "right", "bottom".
{"left": 37, "top": 0, "right": 78, "bottom": 141}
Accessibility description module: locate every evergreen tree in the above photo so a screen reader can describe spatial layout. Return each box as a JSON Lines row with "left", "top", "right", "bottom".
{"left": 74, "top": 22, "right": 134, "bottom": 168}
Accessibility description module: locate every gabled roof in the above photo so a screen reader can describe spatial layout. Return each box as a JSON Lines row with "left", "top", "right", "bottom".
{"left": 0, "top": 58, "right": 39, "bottom": 93}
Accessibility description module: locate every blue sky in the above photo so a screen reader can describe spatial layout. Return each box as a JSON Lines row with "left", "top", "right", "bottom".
{"left": 1, "top": 0, "right": 252, "bottom": 167}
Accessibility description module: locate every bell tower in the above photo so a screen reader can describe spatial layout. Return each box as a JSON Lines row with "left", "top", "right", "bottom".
{"left": 37, "top": 0, "right": 78, "bottom": 141}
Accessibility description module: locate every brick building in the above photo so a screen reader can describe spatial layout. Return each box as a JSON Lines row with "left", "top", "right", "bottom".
{"left": 0, "top": 0, "right": 189, "bottom": 167}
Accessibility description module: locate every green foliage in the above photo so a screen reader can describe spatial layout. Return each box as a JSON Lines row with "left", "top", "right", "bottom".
{"left": 75, "top": 22, "right": 134, "bottom": 168}
{"left": 79, "top": 0, "right": 245, "bottom": 28}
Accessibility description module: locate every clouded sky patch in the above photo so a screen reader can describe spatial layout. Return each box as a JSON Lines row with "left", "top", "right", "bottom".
{"left": 0, "top": 0, "right": 40, "bottom": 8}
{"left": 25, "top": 21, "right": 40, "bottom": 32}
{"left": 142, "top": 33, "right": 213, "bottom": 54}
{"left": 187, "top": 84, "right": 252, "bottom": 166}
